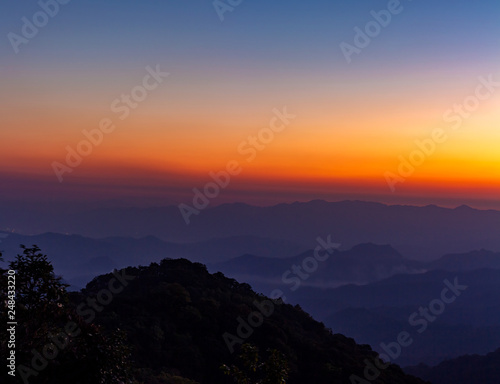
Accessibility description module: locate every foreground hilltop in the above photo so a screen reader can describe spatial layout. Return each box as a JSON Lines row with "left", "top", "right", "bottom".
{"left": 79, "top": 257, "right": 427, "bottom": 383}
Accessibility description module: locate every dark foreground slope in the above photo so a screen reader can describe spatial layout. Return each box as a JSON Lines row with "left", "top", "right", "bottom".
{"left": 405, "top": 348, "right": 500, "bottom": 384}
{"left": 78, "top": 258, "right": 427, "bottom": 384}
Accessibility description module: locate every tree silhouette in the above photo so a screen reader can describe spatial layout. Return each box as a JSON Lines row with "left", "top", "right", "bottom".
{"left": 12, "top": 245, "right": 67, "bottom": 306}
{"left": 0, "top": 245, "right": 132, "bottom": 384}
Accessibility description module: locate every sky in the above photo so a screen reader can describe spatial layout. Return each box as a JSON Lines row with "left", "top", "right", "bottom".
{"left": 1, "top": 0, "right": 499, "bottom": 209}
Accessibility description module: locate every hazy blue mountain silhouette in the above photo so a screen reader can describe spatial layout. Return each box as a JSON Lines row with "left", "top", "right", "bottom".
{"left": 0, "top": 231, "right": 304, "bottom": 287}
{"left": 429, "top": 249, "right": 500, "bottom": 271}
{"left": 209, "top": 243, "right": 426, "bottom": 287}
{"left": 3, "top": 228, "right": 500, "bottom": 371}
{"left": 405, "top": 347, "right": 500, "bottom": 384}
{"left": 2, "top": 200, "right": 500, "bottom": 260}
{"left": 307, "top": 269, "right": 500, "bottom": 366}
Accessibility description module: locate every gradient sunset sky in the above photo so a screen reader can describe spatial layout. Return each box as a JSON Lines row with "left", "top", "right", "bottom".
{"left": 1, "top": 0, "right": 499, "bottom": 208}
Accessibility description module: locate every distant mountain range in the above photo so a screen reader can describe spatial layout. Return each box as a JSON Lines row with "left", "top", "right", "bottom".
{"left": 210, "top": 246, "right": 500, "bottom": 289}
{"left": 405, "top": 348, "right": 500, "bottom": 384}
{"left": 208, "top": 243, "right": 427, "bottom": 288}
{"left": 3, "top": 199, "right": 500, "bottom": 378}
{"left": 0, "top": 231, "right": 305, "bottom": 288}
{"left": 3, "top": 228, "right": 500, "bottom": 291}
{"left": 302, "top": 269, "right": 500, "bottom": 367}
{"left": 3, "top": 200, "right": 500, "bottom": 260}
{"left": 429, "top": 249, "right": 500, "bottom": 271}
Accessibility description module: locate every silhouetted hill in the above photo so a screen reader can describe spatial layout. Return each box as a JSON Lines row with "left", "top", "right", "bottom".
{"left": 76, "top": 258, "right": 428, "bottom": 384}
{"left": 405, "top": 348, "right": 500, "bottom": 384}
